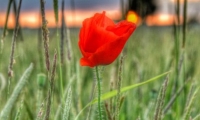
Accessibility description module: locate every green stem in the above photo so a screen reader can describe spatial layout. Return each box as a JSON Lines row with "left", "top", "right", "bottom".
{"left": 95, "top": 66, "right": 102, "bottom": 120}
{"left": 56, "top": 26, "right": 64, "bottom": 98}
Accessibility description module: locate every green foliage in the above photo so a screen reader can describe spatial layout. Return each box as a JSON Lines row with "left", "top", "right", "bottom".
{"left": 75, "top": 71, "right": 169, "bottom": 120}
{"left": 0, "top": 25, "right": 200, "bottom": 119}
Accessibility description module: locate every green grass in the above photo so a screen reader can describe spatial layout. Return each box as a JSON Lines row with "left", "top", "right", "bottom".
{"left": 0, "top": 24, "right": 200, "bottom": 120}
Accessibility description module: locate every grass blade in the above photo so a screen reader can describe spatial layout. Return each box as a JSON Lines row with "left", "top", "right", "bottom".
{"left": 193, "top": 113, "right": 200, "bottom": 120}
{"left": 14, "top": 97, "right": 24, "bottom": 120}
{"left": 54, "top": 75, "right": 76, "bottom": 120}
{"left": 62, "top": 87, "right": 72, "bottom": 120}
{"left": 53, "top": 0, "right": 58, "bottom": 23}
{"left": 75, "top": 71, "right": 170, "bottom": 120}
{"left": 100, "top": 71, "right": 170, "bottom": 102}
{"left": 183, "top": 87, "right": 199, "bottom": 120}
{"left": 44, "top": 51, "right": 57, "bottom": 120}
{"left": 0, "top": 63, "right": 33, "bottom": 120}
{"left": 2, "top": 0, "right": 13, "bottom": 37}
{"left": 12, "top": 0, "right": 24, "bottom": 41}
{"left": 154, "top": 75, "right": 169, "bottom": 120}
{"left": 115, "top": 55, "right": 125, "bottom": 120}
{"left": 163, "top": 78, "right": 190, "bottom": 114}
{"left": 0, "top": 73, "right": 6, "bottom": 92}
{"left": 8, "top": 0, "right": 22, "bottom": 77}
{"left": 182, "top": 0, "right": 187, "bottom": 48}
{"left": 60, "top": 0, "right": 65, "bottom": 64}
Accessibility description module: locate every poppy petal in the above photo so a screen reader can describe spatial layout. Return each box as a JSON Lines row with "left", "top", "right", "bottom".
{"left": 88, "top": 36, "right": 128, "bottom": 65}
{"left": 78, "top": 11, "right": 137, "bottom": 67}
{"left": 80, "top": 57, "right": 95, "bottom": 67}
{"left": 106, "top": 21, "right": 137, "bottom": 36}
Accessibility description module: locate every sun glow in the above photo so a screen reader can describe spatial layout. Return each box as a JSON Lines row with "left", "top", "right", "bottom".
{"left": 126, "top": 11, "right": 141, "bottom": 25}
{"left": 146, "top": 13, "right": 179, "bottom": 26}
{"left": 170, "top": 0, "right": 200, "bottom": 3}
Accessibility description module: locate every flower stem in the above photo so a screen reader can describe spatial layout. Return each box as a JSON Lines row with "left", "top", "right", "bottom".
{"left": 95, "top": 66, "right": 102, "bottom": 120}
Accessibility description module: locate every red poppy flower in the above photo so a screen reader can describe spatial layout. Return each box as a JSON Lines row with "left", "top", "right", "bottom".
{"left": 79, "top": 11, "right": 136, "bottom": 67}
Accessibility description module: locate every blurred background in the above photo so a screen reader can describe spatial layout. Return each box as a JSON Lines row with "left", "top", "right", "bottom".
{"left": 0, "top": 0, "right": 200, "bottom": 28}
{"left": 0, "top": 1, "right": 200, "bottom": 120}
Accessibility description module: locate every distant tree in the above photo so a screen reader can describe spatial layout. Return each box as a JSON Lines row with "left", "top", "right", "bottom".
{"left": 126, "top": 0, "right": 157, "bottom": 20}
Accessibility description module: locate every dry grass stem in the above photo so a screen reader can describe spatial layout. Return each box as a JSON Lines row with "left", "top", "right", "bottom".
{"left": 105, "top": 102, "right": 112, "bottom": 120}
{"left": 154, "top": 75, "right": 169, "bottom": 120}
{"left": 60, "top": 0, "right": 65, "bottom": 64}
{"left": 12, "top": 0, "right": 24, "bottom": 41}
{"left": 164, "top": 78, "right": 190, "bottom": 114}
{"left": 115, "top": 55, "right": 125, "bottom": 120}
{"left": 40, "top": 0, "right": 50, "bottom": 71}
{"left": 36, "top": 103, "right": 44, "bottom": 120}
{"left": 8, "top": 0, "right": 22, "bottom": 77}
{"left": 3, "top": 0, "right": 13, "bottom": 35}
{"left": 44, "top": 51, "right": 57, "bottom": 120}
{"left": 182, "top": 0, "right": 187, "bottom": 48}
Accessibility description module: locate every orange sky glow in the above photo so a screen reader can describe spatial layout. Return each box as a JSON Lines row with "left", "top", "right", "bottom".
{"left": 170, "top": 0, "right": 200, "bottom": 3}
{"left": 0, "top": 10, "right": 121, "bottom": 28}
{"left": 146, "top": 13, "right": 183, "bottom": 26}
{"left": 0, "top": 9, "right": 191, "bottom": 28}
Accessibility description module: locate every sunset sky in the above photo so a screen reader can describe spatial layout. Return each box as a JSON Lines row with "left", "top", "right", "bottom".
{"left": 0, "top": 0, "right": 200, "bottom": 28}
{"left": 0, "top": 0, "right": 121, "bottom": 28}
